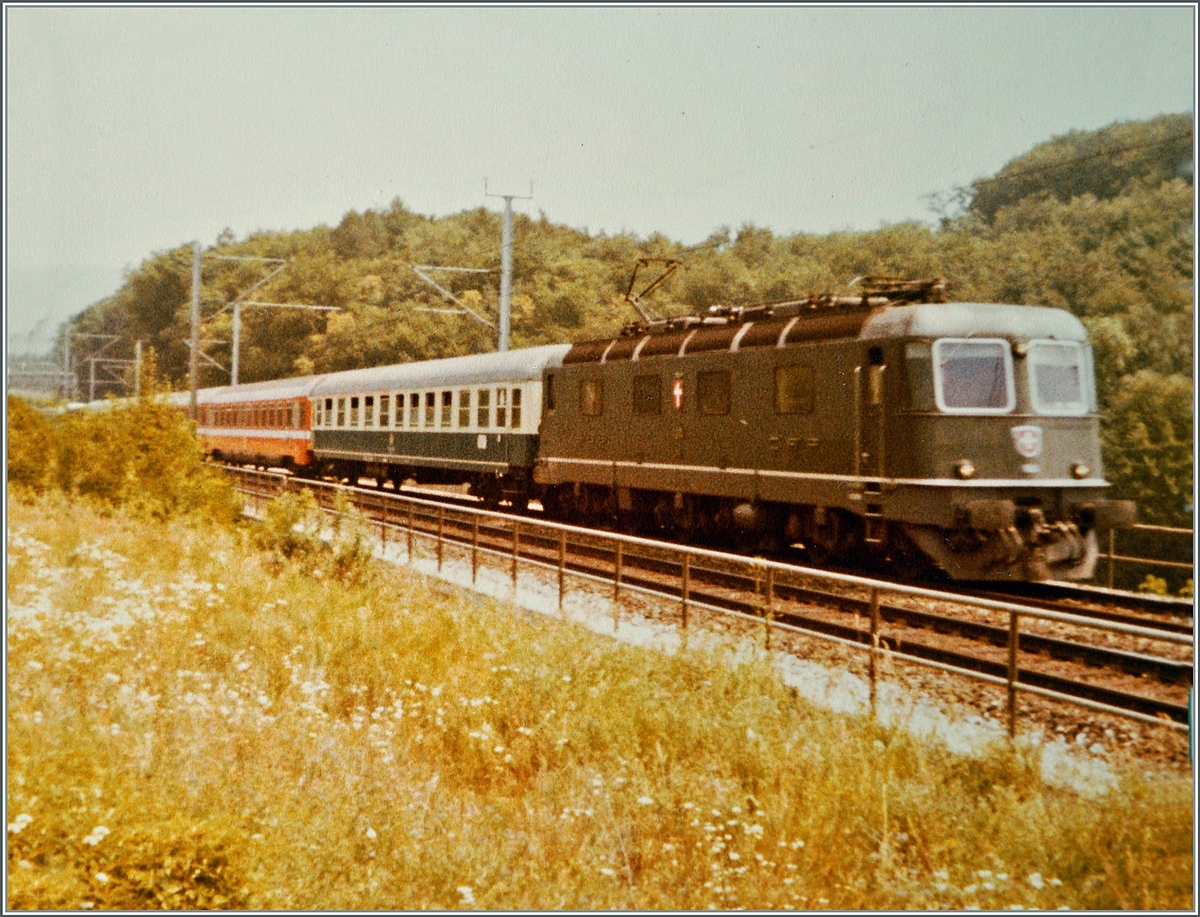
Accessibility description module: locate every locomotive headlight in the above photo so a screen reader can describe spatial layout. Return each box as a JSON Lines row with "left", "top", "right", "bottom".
{"left": 955, "top": 460, "right": 976, "bottom": 479}
{"left": 1072, "top": 463, "right": 1091, "bottom": 479}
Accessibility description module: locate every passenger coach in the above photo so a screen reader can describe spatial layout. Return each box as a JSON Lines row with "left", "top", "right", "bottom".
{"left": 310, "top": 345, "right": 570, "bottom": 505}
{"left": 195, "top": 375, "right": 322, "bottom": 471}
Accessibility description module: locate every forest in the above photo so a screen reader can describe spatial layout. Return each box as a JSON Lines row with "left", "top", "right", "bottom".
{"left": 59, "top": 113, "right": 1193, "bottom": 526}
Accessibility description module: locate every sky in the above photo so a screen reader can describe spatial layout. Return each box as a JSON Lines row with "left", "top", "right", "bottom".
{"left": 5, "top": 4, "right": 1195, "bottom": 355}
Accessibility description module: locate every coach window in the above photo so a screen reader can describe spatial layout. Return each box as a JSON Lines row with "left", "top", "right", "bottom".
{"left": 407, "top": 393, "right": 418, "bottom": 429}
{"left": 293, "top": 402, "right": 301, "bottom": 428}
{"left": 774, "top": 365, "right": 814, "bottom": 414}
{"left": 441, "top": 391, "right": 453, "bottom": 428}
{"left": 697, "top": 370, "right": 731, "bottom": 415}
{"left": 379, "top": 395, "right": 391, "bottom": 427}
{"left": 933, "top": 338, "right": 1014, "bottom": 414}
{"left": 496, "top": 388, "right": 509, "bottom": 428}
{"left": 424, "top": 392, "right": 435, "bottom": 428}
{"left": 458, "top": 390, "right": 471, "bottom": 428}
{"left": 580, "top": 379, "right": 603, "bottom": 416}
{"left": 633, "top": 374, "right": 661, "bottom": 415}
{"left": 351, "top": 396, "right": 361, "bottom": 427}
{"left": 364, "top": 395, "right": 375, "bottom": 427}
{"left": 477, "top": 389, "right": 491, "bottom": 428}
{"left": 511, "top": 388, "right": 522, "bottom": 428}
{"left": 545, "top": 374, "right": 556, "bottom": 413}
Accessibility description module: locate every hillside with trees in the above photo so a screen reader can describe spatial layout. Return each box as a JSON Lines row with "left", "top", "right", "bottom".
{"left": 59, "top": 113, "right": 1192, "bottom": 524}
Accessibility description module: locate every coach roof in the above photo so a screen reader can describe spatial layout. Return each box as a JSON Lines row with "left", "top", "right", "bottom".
{"left": 311, "top": 344, "right": 572, "bottom": 398}
{"left": 199, "top": 375, "right": 328, "bottom": 405}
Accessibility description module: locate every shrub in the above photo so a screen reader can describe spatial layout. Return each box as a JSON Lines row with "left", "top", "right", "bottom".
{"left": 6, "top": 357, "right": 239, "bottom": 524}
{"left": 253, "top": 489, "right": 377, "bottom": 584}
{"left": 6, "top": 396, "right": 56, "bottom": 493}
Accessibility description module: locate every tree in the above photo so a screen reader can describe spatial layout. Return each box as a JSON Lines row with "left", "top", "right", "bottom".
{"left": 1100, "top": 371, "right": 1194, "bottom": 527}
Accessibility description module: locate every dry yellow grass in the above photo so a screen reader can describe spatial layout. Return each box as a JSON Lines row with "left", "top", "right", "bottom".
{"left": 6, "top": 491, "right": 1194, "bottom": 910}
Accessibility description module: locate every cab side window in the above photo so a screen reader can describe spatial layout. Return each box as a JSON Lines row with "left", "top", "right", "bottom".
{"left": 580, "top": 379, "right": 603, "bottom": 416}
{"left": 633, "top": 374, "right": 660, "bottom": 415}
{"left": 774, "top": 365, "right": 813, "bottom": 414}
{"left": 697, "top": 370, "right": 730, "bottom": 415}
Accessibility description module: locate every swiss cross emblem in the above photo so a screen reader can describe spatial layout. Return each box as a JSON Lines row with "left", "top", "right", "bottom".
{"left": 1011, "top": 425, "right": 1043, "bottom": 460}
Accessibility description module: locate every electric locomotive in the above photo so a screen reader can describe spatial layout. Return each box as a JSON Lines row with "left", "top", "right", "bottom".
{"left": 534, "top": 279, "right": 1135, "bottom": 581}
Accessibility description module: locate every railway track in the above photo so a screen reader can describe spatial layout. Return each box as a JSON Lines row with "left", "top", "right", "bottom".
{"left": 228, "top": 468, "right": 1193, "bottom": 728}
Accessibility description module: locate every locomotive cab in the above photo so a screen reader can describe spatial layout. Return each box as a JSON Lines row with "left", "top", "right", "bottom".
{"left": 865, "top": 303, "right": 1135, "bottom": 580}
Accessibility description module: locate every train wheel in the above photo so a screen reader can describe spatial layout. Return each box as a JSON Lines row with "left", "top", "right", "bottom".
{"left": 475, "top": 476, "right": 502, "bottom": 510}
{"left": 540, "top": 486, "right": 563, "bottom": 520}
{"left": 806, "top": 508, "right": 857, "bottom": 565}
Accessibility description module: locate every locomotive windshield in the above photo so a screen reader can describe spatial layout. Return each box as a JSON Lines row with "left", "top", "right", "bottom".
{"left": 1027, "top": 340, "right": 1091, "bottom": 416}
{"left": 932, "top": 339, "right": 1015, "bottom": 413}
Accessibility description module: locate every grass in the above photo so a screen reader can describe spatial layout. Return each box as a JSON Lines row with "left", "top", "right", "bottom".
{"left": 6, "top": 490, "right": 1194, "bottom": 910}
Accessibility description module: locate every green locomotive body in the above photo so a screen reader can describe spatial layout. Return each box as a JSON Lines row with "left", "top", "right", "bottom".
{"left": 535, "top": 294, "right": 1133, "bottom": 581}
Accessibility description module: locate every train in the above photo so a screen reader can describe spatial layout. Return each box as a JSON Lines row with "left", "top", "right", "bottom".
{"left": 183, "top": 277, "right": 1135, "bottom": 582}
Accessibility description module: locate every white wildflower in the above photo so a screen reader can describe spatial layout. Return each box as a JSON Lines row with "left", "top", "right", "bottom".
{"left": 1028, "top": 873, "right": 1045, "bottom": 890}
{"left": 82, "top": 826, "right": 110, "bottom": 846}
{"left": 637, "top": 796, "right": 654, "bottom": 805}
{"left": 8, "top": 814, "right": 33, "bottom": 834}
{"left": 457, "top": 886, "right": 475, "bottom": 905}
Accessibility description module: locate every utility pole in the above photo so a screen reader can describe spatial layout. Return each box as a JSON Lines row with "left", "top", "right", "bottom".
{"left": 189, "top": 240, "right": 202, "bottom": 418}
{"left": 63, "top": 335, "right": 73, "bottom": 400}
{"left": 485, "top": 180, "right": 532, "bottom": 352}
{"left": 185, "top": 253, "right": 328, "bottom": 386}
{"left": 229, "top": 302, "right": 339, "bottom": 384}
